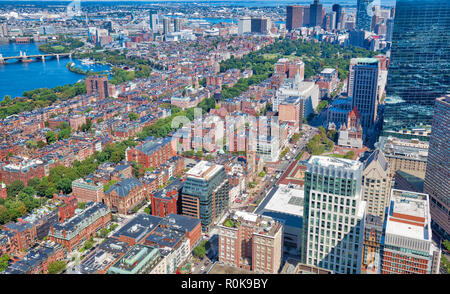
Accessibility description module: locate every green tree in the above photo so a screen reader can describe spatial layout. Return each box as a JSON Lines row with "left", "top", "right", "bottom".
{"left": 46, "top": 131, "right": 57, "bottom": 144}
{"left": 7, "top": 180, "right": 25, "bottom": 197}
{"left": 0, "top": 254, "right": 10, "bottom": 272}
{"left": 128, "top": 112, "right": 139, "bottom": 121}
{"left": 47, "top": 260, "right": 66, "bottom": 274}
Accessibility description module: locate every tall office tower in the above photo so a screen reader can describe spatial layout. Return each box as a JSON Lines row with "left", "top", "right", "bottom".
{"left": 322, "top": 12, "right": 336, "bottom": 32}
{"left": 424, "top": 95, "right": 450, "bottom": 239}
{"left": 383, "top": 0, "right": 450, "bottom": 140}
{"left": 302, "top": 156, "right": 366, "bottom": 274}
{"left": 149, "top": 9, "right": 159, "bottom": 33}
{"left": 251, "top": 17, "right": 269, "bottom": 34}
{"left": 238, "top": 16, "right": 251, "bottom": 34}
{"left": 286, "top": 5, "right": 304, "bottom": 31}
{"left": 309, "top": 0, "right": 323, "bottom": 27}
{"left": 218, "top": 210, "right": 283, "bottom": 274}
{"left": 303, "top": 7, "right": 310, "bottom": 26}
{"left": 174, "top": 18, "right": 182, "bottom": 32}
{"left": 356, "top": 0, "right": 375, "bottom": 31}
{"left": 85, "top": 75, "right": 109, "bottom": 99}
{"left": 0, "top": 23, "right": 8, "bottom": 37}
{"left": 381, "top": 189, "right": 441, "bottom": 274}
{"left": 181, "top": 161, "right": 230, "bottom": 231}
{"left": 332, "top": 4, "right": 343, "bottom": 30}
{"left": 351, "top": 58, "right": 379, "bottom": 130}
{"left": 361, "top": 150, "right": 392, "bottom": 220}
{"left": 162, "top": 17, "right": 171, "bottom": 35}
{"left": 385, "top": 18, "right": 394, "bottom": 42}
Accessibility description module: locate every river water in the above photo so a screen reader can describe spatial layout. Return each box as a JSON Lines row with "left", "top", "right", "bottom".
{"left": 0, "top": 42, "right": 110, "bottom": 99}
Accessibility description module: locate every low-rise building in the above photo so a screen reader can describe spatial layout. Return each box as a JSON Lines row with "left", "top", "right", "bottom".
{"left": 48, "top": 202, "right": 111, "bottom": 252}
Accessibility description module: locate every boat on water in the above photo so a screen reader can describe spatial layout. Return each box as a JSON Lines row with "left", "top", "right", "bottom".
{"left": 22, "top": 59, "right": 33, "bottom": 63}
{"left": 81, "top": 58, "right": 94, "bottom": 65}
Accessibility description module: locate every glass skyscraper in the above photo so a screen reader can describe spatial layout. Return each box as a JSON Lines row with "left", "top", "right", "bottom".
{"left": 383, "top": 0, "right": 450, "bottom": 140}
{"left": 356, "top": 0, "right": 375, "bottom": 31}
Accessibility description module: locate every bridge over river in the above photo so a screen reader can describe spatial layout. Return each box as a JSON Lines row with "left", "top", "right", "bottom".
{"left": 0, "top": 51, "right": 72, "bottom": 64}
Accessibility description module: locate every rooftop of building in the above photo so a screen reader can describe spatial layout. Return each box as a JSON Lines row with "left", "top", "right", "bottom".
{"left": 364, "top": 149, "right": 389, "bottom": 171}
{"left": 220, "top": 210, "right": 282, "bottom": 237}
{"left": 51, "top": 202, "right": 109, "bottom": 234}
{"left": 79, "top": 238, "right": 131, "bottom": 274}
{"left": 112, "top": 213, "right": 162, "bottom": 243}
{"left": 105, "top": 177, "right": 142, "bottom": 197}
{"left": 280, "top": 258, "right": 333, "bottom": 274}
{"left": 162, "top": 213, "right": 201, "bottom": 233}
{"left": 386, "top": 189, "right": 430, "bottom": 241}
{"left": 308, "top": 155, "right": 362, "bottom": 171}
{"left": 135, "top": 136, "right": 173, "bottom": 155}
{"left": 185, "top": 160, "right": 223, "bottom": 180}
{"left": 255, "top": 184, "right": 303, "bottom": 228}
{"left": 3, "top": 241, "right": 62, "bottom": 274}
{"left": 208, "top": 263, "right": 254, "bottom": 274}
{"left": 108, "top": 244, "right": 161, "bottom": 274}
{"left": 378, "top": 136, "right": 429, "bottom": 160}
{"left": 144, "top": 226, "right": 185, "bottom": 249}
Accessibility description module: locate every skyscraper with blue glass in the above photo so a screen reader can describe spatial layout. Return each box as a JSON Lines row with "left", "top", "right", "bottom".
{"left": 383, "top": 0, "right": 450, "bottom": 140}
{"left": 356, "top": 0, "right": 375, "bottom": 31}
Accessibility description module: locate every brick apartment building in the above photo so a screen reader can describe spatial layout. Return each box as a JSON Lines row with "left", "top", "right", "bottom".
{"left": 48, "top": 202, "right": 111, "bottom": 252}
{"left": 53, "top": 193, "right": 78, "bottom": 222}
{"left": 150, "top": 180, "right": 183, "bottom": 218}
{"left": 0, "top": 157, "right": 45, "bottom": 185}
{"left": 86, "top": 75, "right": 111, "bottom": 100}
{"left": 3, "top": 241, "right": 65, "bottom": 274}
{"left": 218, "top": 210, "right": 283, "bottom": 274}
{"left": 126, "top": 136, "right": 176, "bottom": 170}
{"left": 2, "top": 220, "right": 38, "bottom": 253}
{"left": 72, "top": 178, "right": 105, "bottom": 203}
{"left": 104, "top": 178, "right": 149, "bottom": 215}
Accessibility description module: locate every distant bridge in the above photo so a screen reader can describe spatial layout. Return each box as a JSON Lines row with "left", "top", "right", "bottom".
{"left": 0, "top": 51, "right": 72, "bottom": 64}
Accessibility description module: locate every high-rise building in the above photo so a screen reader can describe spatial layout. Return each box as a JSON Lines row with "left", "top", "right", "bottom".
{"left": 381, "top": 189, "right": 441, "bottom": 274}
{"left": 251, "top": 17, "right": 269, "bottom": 34}
{"left": 350, "top": 58, "right": 379, "bottom": 130}
{"left": 302, "top": 156, "right": 366, "bottom": 274}
{"left": 238, "top": 16, "right": 251, "bottom": 35}
{"left": 322, "top": 12, "right": 336, "bottom": 32}
{"left": 424, "top": 95, "right": 450, "bottom": 239}
{"left": 181, "top": 161, "right": 229, "bottom": 231}
{"left": 174, "top": 18, "right": 183, "bottom": 32}
{"left": 149, "top": 10, "right": 159, "bottom": 33}
{"left": 309, "top": 0, "right": 323, "bottom": 27}
{"left": 86, "top": 75, "right": 110, "bottom": 99}
{"left": 218, "top": 210, "right": 283, "bottom": 274}
{"left": 361, "top": 150, "right": 392, "bottom": 220}
{"left": 383, "top": 0, "right": 450, "bottom": 139}
{"left": 286, "top": 5, "right": 304, "bottom": 31}
{"left": 356, "top": 0, "right": 375, "bottom": 31}
{"left": 332, "top": 4, "right": 343, "bottom": 30}
{"left": 162, "top": 17, "right": 171, "bottom": 35}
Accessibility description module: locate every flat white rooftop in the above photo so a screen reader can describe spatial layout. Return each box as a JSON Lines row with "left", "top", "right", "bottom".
{"left": 308, "top": 156, "right": 362, "bottom": 171}
{"left": 263, "top": 184, "right": 304, "bottom": 217}
{"left": 186, "top": 160, "right": 223, "bottom": 180}
{"left": 386, "top": 189, "right": 430, "bottom": 241}
{"left": 386, "top": 219, "right": 427, "bottom": 241}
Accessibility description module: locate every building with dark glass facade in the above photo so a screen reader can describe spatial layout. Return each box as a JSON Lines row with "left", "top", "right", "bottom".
{"left": 309, "top": 0, "right": 323, "bottom": 27}
{"left": 181, "top": 161, "right": 229, "bottom": 231}
{"left": 383, "top": 0, "right": 450, "bottom": 140}
{"left": 356, "top": 0, "right": 375, "bottom": 31}
{"left": 424, "top": 95, "right": 450, "bottom": 240}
